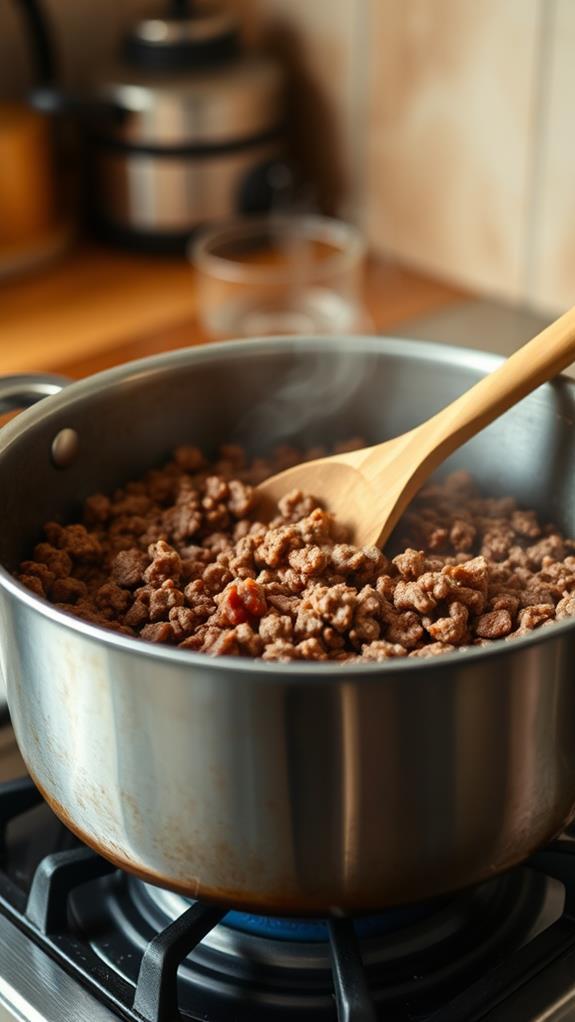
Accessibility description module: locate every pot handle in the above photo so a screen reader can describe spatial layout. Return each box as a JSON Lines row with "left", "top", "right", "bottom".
{"left": 0, "top": 373, "right": 69, "bottom": 418}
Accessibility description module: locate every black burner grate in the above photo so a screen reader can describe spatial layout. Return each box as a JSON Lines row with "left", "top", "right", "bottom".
{"left": 133, "top": 901, "right": 227, "bottom": 1021}
{"left": 1, "top": 776, "right": 575, "bottom": 1021}
{"left": 328, "top": 918, "right": 377, "bottom": 1022}
{"left": 0, "top": 777, "right": 381, "bottom": 1021}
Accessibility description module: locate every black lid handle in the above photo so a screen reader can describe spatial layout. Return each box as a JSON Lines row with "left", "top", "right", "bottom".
{"left": 12, "top": 0, "right": 56, "bottom": 88}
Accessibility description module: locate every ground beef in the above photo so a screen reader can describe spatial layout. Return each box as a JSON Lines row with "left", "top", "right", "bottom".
{"left": 15, "top": 444, "right": 575, "bottom": 662}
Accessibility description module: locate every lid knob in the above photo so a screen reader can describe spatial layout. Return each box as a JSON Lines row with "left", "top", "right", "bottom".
{"left": 123, "top": 2, "right": 240, "bottom": 71}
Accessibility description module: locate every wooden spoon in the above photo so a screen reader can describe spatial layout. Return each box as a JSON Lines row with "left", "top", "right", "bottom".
{"left": 255, "top": 307, "right": 575, "bottom": 548}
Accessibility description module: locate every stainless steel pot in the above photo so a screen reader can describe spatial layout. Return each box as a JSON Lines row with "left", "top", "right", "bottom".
{"left": 1, "top": 336, "right": 575, "bottom": 916}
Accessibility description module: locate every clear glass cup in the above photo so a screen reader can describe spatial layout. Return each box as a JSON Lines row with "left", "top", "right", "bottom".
{"left": 190, "top": 214, "right": 368, "bottom": 340}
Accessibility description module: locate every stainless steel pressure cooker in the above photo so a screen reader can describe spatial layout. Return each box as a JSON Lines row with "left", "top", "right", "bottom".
{"left": 90, "top": 1, "right": 286, "bottom": 249}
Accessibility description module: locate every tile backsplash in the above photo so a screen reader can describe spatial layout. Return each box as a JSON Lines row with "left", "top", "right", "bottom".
{"left": 364, "top": 0, "right": 542, "bottom": 305}
{"left": 527, "top": 0, "right": 575, "bottom": 312}
{"left": 0, "top": 0, "right": 572, "bottom": 313}
{"left": 234, "top": 0, "right": 575, "bottom": 314}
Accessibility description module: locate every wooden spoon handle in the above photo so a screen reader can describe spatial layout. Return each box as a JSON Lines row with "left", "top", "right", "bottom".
{"left": 424, "top": 304, "right": 575, "bottom": 458}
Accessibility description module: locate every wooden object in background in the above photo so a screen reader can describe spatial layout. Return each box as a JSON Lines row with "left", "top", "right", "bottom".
{"left": 0, "top": 103, "right": 72, "bottom": 281}
{"left": 0, "top": 103, "right": 55, "bottom": 244}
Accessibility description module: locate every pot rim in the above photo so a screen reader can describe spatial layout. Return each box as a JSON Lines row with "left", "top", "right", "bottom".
{"left": 2, "top": 333, "right": 574, "bottom": 680}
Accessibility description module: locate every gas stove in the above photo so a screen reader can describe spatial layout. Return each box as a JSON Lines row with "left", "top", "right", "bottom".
{"left": 1, "top": 730, "right": 575, "bottom": 1022}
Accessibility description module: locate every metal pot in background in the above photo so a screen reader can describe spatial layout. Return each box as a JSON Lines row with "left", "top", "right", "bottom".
{"left": 90, "top": 1, "right": 288, "bottom": 251}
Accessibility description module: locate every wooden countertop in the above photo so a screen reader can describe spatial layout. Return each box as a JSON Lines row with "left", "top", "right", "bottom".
{"left": 0, "top": 245, "right": 467, "bottom": 379}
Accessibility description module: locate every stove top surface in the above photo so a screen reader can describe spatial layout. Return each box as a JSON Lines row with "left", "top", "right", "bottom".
{"left": 0, "top": 766, "right": 574, "bottom": 1022}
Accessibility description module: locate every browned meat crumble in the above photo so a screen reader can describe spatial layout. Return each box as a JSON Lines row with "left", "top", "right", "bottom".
{"left": 15, "top": 442, "right": 575, "bottom": 662}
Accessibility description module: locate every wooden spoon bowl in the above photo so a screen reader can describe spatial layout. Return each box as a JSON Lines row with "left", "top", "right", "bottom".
{"left": 256, "top": 307, "right": 575, "bottom": 548}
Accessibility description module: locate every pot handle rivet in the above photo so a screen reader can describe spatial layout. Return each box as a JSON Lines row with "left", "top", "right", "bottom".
{"left": 51, "top": 428, "right": 79, "bottom": 468}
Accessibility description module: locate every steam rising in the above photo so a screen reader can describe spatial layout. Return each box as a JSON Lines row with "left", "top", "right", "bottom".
{"left": 234, "top": 345, "right": 379, "bottom": 452}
